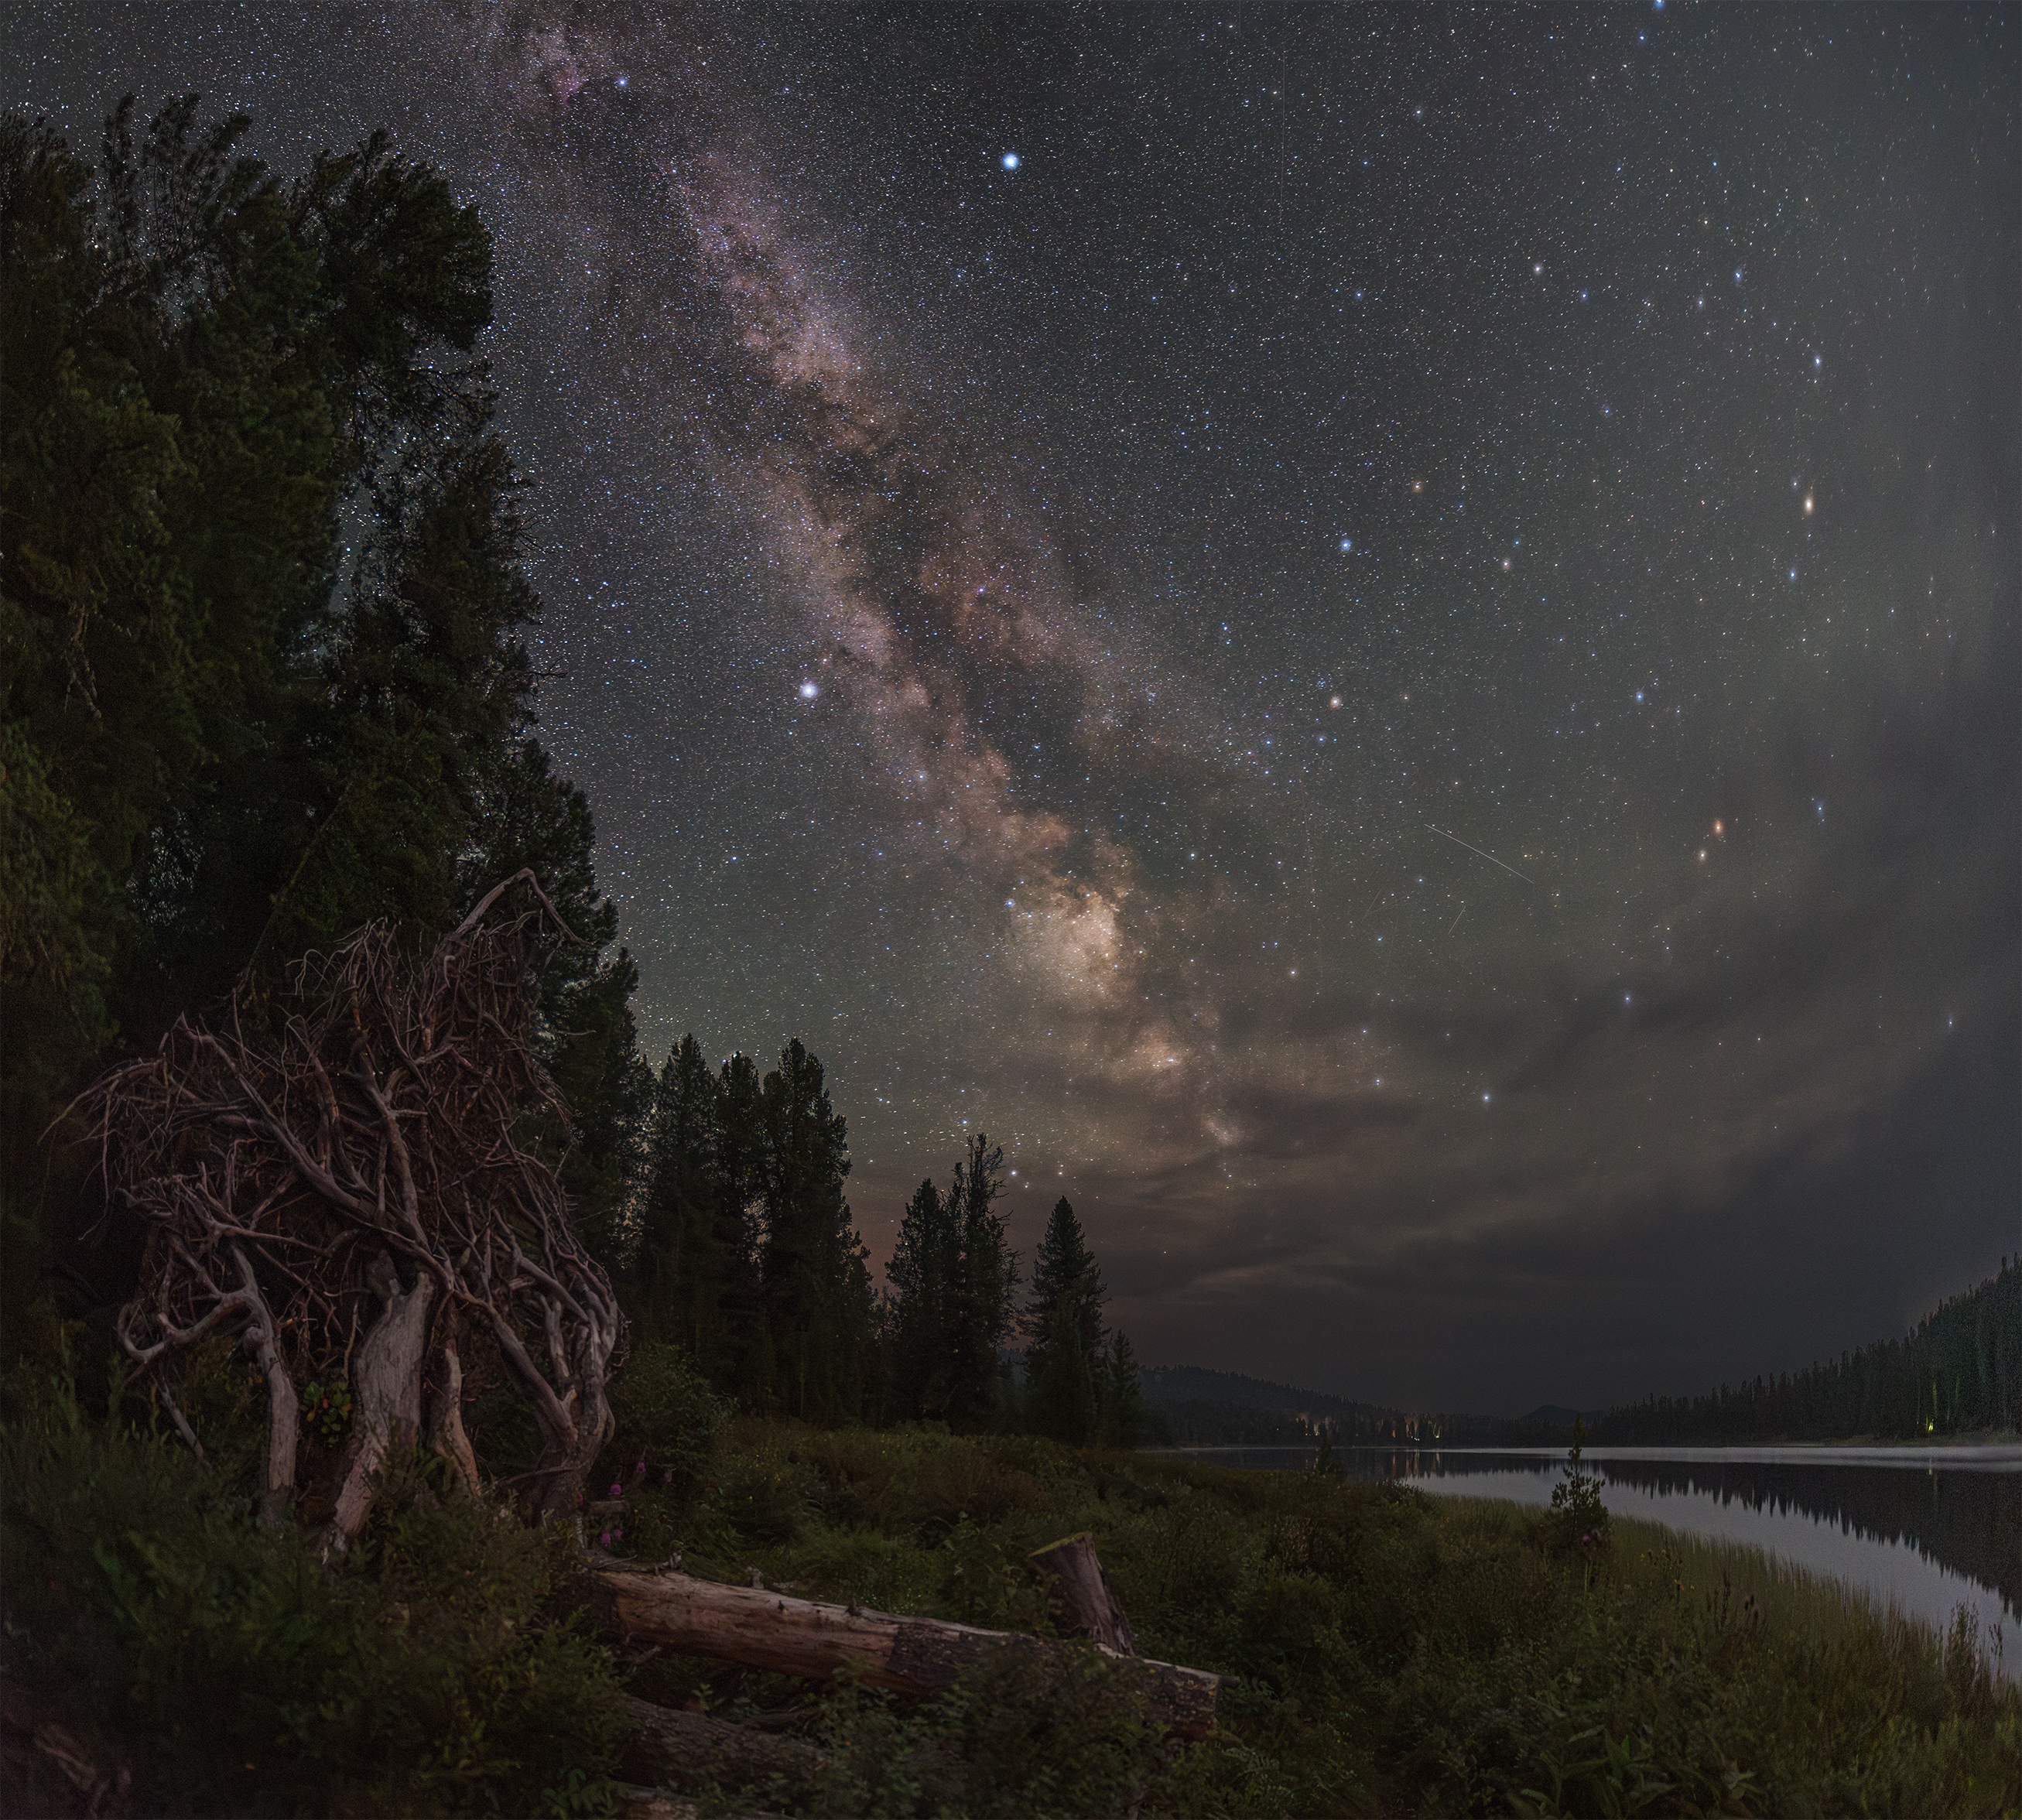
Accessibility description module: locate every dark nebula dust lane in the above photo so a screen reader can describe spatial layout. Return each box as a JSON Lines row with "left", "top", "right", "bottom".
{"left": 12, "top": 2, "right": 2016, "bottom": 1409}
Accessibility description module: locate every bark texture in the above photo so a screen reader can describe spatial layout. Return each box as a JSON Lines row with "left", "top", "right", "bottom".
{"left": 1029, "top": 1531, "right": 1138, "bottom": 1654}
{"left": 80, "top": 871, "right": 624, "bottom": 1531}
{"left": 325, "top": 1257, "right": 435, "bottom": 1554}
{"left": 590, "top": 1565, "right": 1225, "bottom": 1739}
{"left": 618, "top": 1695, "right": 822, "bottom": 1798}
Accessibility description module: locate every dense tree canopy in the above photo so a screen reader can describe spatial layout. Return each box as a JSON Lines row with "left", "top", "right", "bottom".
{"left": 2, "top": 98, "right": 638, "bottom": 1276}
{"left": 631, "top": 1037, "right": 872, "bottom": 1423}
{"left": 4, "top": 95, "right": 1140, "bottom": 1469}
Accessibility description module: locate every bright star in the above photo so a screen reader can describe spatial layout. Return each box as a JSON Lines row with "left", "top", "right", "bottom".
{"left": 1001, "top": 152, "right": 1019, "bottom": 170}
{"left": 1339, "top": 537, "right": 1352, "bottom": 551}
{"left": 799, "top": 681, "right": 818, "bottom": 699}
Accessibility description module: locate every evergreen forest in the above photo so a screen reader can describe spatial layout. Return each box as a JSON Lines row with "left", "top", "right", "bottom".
{"left": 1, "top": 96, "right": 1138, "bottom": 1456}
{"left": 1596, "top": 1261, "right": 2020, "bottom": 1445}
{"left": 4, "top": 100, "right": 2017, "bottom": 1820}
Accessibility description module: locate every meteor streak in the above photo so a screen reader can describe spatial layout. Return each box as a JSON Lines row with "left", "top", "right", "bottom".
{"left": 1425, "top": 824, "right": 1534, "bottom": 884}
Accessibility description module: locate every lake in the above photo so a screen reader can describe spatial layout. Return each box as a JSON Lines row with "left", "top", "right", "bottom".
{"left": 1148, "top": 1442, "right": 2020, "bottom": 1675}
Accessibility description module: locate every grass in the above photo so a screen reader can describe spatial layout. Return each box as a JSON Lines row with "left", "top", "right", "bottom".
{"left": 609, "top": 1420, "right": 2022, "bottom": 1818}
{"left": 4, "top": 1367, "right": 2016, "bottom": 1817}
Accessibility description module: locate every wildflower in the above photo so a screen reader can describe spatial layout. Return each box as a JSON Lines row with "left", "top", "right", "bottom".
{"left": 614, "top": 1527, "right": 624, "bottom": 1541}
{"left": 634, "top": 1459, "right": 647, "bottom": 1477}
{"left": 600, "top": 1530, "right": 612, "bottom": 1548}
{"left": 610, "top": 1481, "right": 624, "bottom": 1498}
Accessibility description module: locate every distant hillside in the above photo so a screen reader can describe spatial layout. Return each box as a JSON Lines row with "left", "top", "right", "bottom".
{"left": 1138, "top": 1365, "right": 1404, "bottom": 1447}
{"left": 1141, "top": 1366, "right": 1396, "bottom": 1425}
{"left": 1598, "top": 1259, "right": 2020, "bottom": 1445}
{"left": 1521, "top": 1405, "right": 1605, "bottom": 1430}
{"left": 1136, "top": 1367, "right": 1587, "bottom": 1449}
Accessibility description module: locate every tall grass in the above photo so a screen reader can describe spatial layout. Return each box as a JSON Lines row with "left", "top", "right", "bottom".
{"left": 607, "top": 1423, "right": 2021, "bottom": 1818}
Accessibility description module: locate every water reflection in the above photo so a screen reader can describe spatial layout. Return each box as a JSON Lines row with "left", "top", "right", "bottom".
{"left": 1150, "top": 1443, "right": 2020, "bottom": 1671}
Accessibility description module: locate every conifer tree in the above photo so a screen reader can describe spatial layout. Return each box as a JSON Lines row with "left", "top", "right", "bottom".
{"left": 887, "top": 1178, "right": 958, "bottom": 1422}
{"left": 1099, "top": 1329, "right": 1145, "bottom": 1448}
{"left": 635, "top": 1036, "right": 728, "bottom": 1360}
{"left": 1025, "top": 1197, "right": 1106, "bottom": 1444}
{"left": 946, "top": 1134, "right": 1019, "bottom": 1428}
{"left": 758, "top": 1040, "right": 871, "bottom": 1424}
{"left": 885, "top": 1134, "right": 1018, "bottom": 1428}
{"left": 3, "top": 100, "right": 643, "bottom": 1301}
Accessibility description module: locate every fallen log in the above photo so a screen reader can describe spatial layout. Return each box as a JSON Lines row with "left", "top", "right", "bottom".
{"left": 618, "top": 1695, "right": 823, "bottom": 1798}
{"left": 589, "top": 1565, "right": 1225, "bottom": 1738}
{"left": 1029, "top": 1531, "right": 1137, "bottom": 1654}
{"left": 613, "top": 1788, "right": 702, "bottom": 1820}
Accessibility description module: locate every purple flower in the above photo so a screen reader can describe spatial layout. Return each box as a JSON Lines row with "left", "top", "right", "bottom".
{"left": 600, "top": 1530, "right": 613, "bottom": 1548}
{"left": 614, "top": 1527, "right": 623, "bottom": 1541}
{"left": 634, "top": 1459, "right": 647, "bottom": 1477}
{"left": 609, "top": 1482, "right": 623, "bottom": 1498}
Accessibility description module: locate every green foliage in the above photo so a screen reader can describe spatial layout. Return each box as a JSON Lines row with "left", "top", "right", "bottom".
{"left": 301, "top": 1377, "right": 354, "bottom": 1449}
{"left": 1024, "top": 1196, "right": 1104, "bottom": 1445}
{"left": 884, "top": 1134, "right": 1018, "bottom": 1429}
{"left": 600, "top": 1341, "right": 730, "bottom": 1504}
{"left": 662, "top": 1422, "right": 2021, "bottom": 1819}
{"left": 802, "top": 1647, "right": 1189, "bottom": 1820}
{"left": 629, "top": 1037, "right": 871, "bottom": 1421}
{"left": 0, "top": 1372, "right": 625, "bottom": 1817}
{"left": 3, "top": 100, "right": 638, "bottom": 1350}
{"left": 1548, "top": 1415, "right": 1610, "bottom": 1550}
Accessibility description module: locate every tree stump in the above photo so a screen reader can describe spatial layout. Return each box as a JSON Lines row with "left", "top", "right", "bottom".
{"left": 1028, "top": 1531, "right": 1136, "bottom": 1655}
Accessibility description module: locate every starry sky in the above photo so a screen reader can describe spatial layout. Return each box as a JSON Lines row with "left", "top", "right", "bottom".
{"left": 13, "top": 3, "right": 2017, "bottom": 1412}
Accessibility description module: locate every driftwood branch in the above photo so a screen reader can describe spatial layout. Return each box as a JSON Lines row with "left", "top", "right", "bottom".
{"left": 590, "top": 1565, "right": 1225, "bottom": 1739}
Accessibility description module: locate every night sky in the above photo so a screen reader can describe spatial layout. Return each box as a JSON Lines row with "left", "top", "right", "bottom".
{"left": 13, "top": 4, "right": 2017, "bottom": 1412}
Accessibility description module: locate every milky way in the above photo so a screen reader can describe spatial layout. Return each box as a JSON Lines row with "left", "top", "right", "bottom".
{"left": 13, "top": 2, "right": 2016, "bottom": 1408}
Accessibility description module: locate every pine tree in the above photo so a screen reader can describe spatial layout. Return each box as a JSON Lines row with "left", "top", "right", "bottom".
{"left": 887, "top": 1178, "right": 958, "bottom": 1422}
{"left": 1099, "top": 1329, "right": 1144, "bottom": 1449}
{"left": 758, "top": 1040, "right": 869, "bottom": 1424}
{"left": 1024, "top": 1197, "right": 1105, "bottom": 1444}
{"left": 635, "top": 1036, "right": 724, "bottom": 1360}
{"left": 884, "top": 1134, "right": 1018, "bottom": 1429}
{"left": 946, "top": 1134, "right": 1018, "bottom": 1429}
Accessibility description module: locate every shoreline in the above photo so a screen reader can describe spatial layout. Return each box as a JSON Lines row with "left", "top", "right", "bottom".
{"left": 1144, "top": 1439, "right": 2022, "bottom": 1466}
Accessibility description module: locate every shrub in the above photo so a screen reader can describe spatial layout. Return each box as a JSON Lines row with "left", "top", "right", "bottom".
{"left": 0, "top": 1372, "right": 626, "bottom": 1817}
{"left": 600, "top": 1342, "right": 730, "bottom": 1503}
{"left": 803, "top": 1646, "right": 1192, "bottom": 1819}
{"left": 1548, "top": 1415, "right": 1609, "bottom": 1551}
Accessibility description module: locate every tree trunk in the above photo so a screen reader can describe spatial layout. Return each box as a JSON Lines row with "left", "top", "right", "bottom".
{"left": 588, "top": 1565, "right": 1224, "bottom": 1739}
{"left": 423, "top": 1322, "right": 481, "bottom": 1500}
{"left": 1028, "top": 1531, "right": 1136, "bottom": 1655}
{"left": 231, "top": 1245, "right": 299, "bottom": 1531}
{"left": 324, "top": 1254, "right": 435, "bottom": 1555}
{"left": 618, "top": 1695, "right": 822, "bottom": 1798}
{"left": 492, "top": 1287, "right": 621, "bottom": 1522}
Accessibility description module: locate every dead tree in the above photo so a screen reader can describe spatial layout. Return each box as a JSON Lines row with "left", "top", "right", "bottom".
{"left": 80, "top": 871, "right": 624, "bottom": 1548}
{"left": 589, "top": 1563, "right": 1226, "bottom": 1739}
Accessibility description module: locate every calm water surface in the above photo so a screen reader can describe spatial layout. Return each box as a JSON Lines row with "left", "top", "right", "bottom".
{"left": 1150, "top": 1443, "right": 2020, "bottom": 1674}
